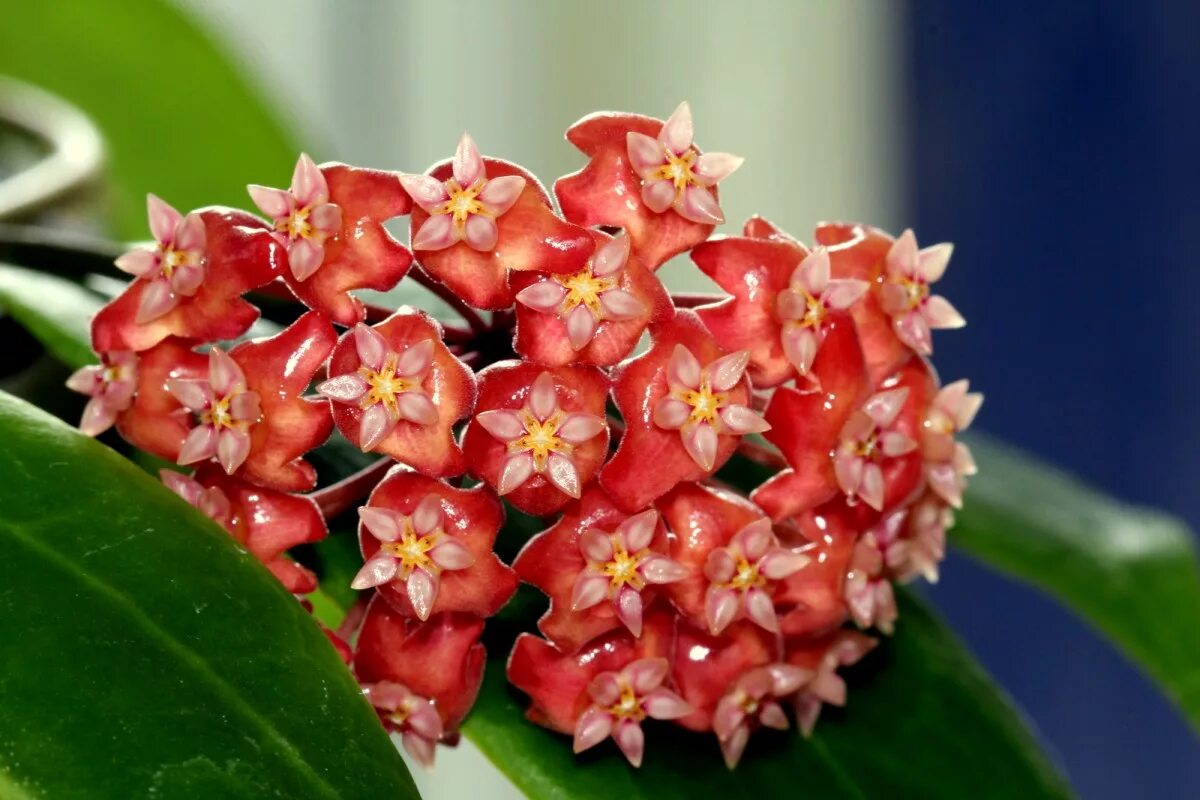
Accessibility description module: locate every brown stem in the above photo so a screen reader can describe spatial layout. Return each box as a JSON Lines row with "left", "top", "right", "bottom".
{"left": 671, "top": 292, "right": 723, "bottom": 309}
{"left": 310, "top": 456, "right": 395, "bottom": 519}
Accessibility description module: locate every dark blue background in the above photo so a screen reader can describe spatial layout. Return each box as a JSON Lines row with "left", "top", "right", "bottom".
{"left": 907, "top": 2, "right": 1200, "bottom": 797}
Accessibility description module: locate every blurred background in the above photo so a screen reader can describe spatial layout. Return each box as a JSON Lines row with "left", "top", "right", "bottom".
{"left": 1, "top": 1, "right": 1196, "bottom": 797}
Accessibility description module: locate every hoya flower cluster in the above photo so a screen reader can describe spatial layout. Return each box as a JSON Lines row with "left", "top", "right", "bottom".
{"left": 69, "top": 102, "right": 980, "bottom": 770}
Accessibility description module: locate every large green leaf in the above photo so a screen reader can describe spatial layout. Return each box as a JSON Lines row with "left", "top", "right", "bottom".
{"left": 465, "top": 590, "right": 1072, "bottom": 799}
{"left": 954, "top": 434, "right": 1200, "bottom": 732}
{"left": 0, "top": 262, "right": 102, "bottom": 369}
{"left": 0, "top": 1, "right": 298, "bottom": 239}
{"left": 0, "top": 391, "right": 417, "bottom": 799}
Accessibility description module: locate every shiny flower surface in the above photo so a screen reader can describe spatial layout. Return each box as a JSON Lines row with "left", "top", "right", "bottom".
{"left": 66, "top": 350, "right": 138, "bottom": 436}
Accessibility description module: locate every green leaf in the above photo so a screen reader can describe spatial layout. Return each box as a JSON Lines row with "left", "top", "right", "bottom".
{"left": 0, "top": 390, "right": 418, "bottom": 799}
{"left": 954, "top": 434, "right": 1200, "bottom": 733}
{"left": 0, "top": 262, "right": 102, "bottom": 369}
{"left": 0, "top": 1, "right": 298, "bottom": 239}
{"left": 465, "top": 590, "right": 1072, "bottom": 799}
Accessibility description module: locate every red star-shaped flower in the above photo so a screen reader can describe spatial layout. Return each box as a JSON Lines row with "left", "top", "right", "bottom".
{"left": 556, "top": 102, "right": 742, "bottom": 270}
{"left": 352, "top": 468, "right": 517, "bottom": 621}
{"left": 317, "top": 309, "right": 475, "bottom": 477}
{"left": 402, "top": 133, "right": 594, "bottom": 309}
{"left": 92, "top": 199, "right": 282, "bottom": 352}
{"left": 513, "top": 486, "right": 686, "bottom": 651}
{"left": 250, "top": 156, "right": 414, "bottom": 326}
{"left": 512, "top": 231, "right": 672, "bottom": 367}
{"left": 464, "top": 362, "right": 609, "bottom": 516}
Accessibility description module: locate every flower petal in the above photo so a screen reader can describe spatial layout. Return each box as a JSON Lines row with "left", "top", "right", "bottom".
{"left": 135, "top": 279, "right": 178, "bottom": 323}
{"left": 291, "top": 153, "right": 329, "bottom": 206}
{"left": 177, "top": 425, "right": 217, "bottom": 465}
{"left": 165, "top": 378, "right": 212, "bottom": 413}
{"left": 718, "top": 404, "right": 770, "bottom": 435}
{"left": 288, "top": 238, "right": 325, "bottom": 282}
{"left": 652, "top": 397, "right": 690, "bottom": 430}
{"left": 565, "top": 303, "right": 598, "bottom": 350}
{"left": 317, "top": 373, "right": 369, "bottom": 404}
{"left": 476, "top": 409, "right": 526, "bottom": 441}
{"left": 247, "top": 185, "right": 293, "bottom": 219}
{"left": 615, "top": 585, "right": 643, "bottom": 636}
{"left": 528, "top": 371, "right": 559, "bottom": 421}
{"left": 546, "top": 452, "right": 582, "bottom": 498}
{"left": 923, "top": 295, "right": 967, "bottom": 329}
{"left": 666, "top": 344, "right": 701, "bottom": 389}
{"left": 352, "top": 324, "right": 389, "bottom": 371}
{"left": 677, "top": 185, "right": 724, "bottom": 225}
{"left": 613, "top": 719, "right": 645, "bottom": 768}
{"left": 114, "top": 248, "right": 158, "bottom": 278}
{"left": 351, "top": 552, "right": 399, "bottom": 590}
{"left": 407, "top": 568, "right": 438, "bottom": 621}
{"left": 498, "top": 453, "right": 535, "bottom": 495}
{"left": 639, "top": 555, "right": 688, "bottom": 584}
{"left": 477, "top": 175, "right": 526, "bottom": 215}
{"left": 430, "top": 539, "right": 475, "bottom": 570}
{"left": 573, "top": 707, "right": 613, "bottom": 754}
{"left": 918, "top": 242, "right": 954, "bottom": 282}
{"left": 571, "top": 573, "right": 610, "bottom": 611}
{"left": 516, "top": 280, "right": 569, "bottom": 312}
{"left": 824, "top": 278, "right": 870, "bottom": 310}
{"left": 558, "top": 413, "right": 606, "bottom": 444}
{"left": 146, "top": 194, "right": 182, "bottom": 243}
{"left": 682, "top": 422, "right": 718, "bottom": 472}
{"left": 452, "top": 132, "right": 486, "bottom": 187}
{"left": 396, "top": 392, "right": 438, "bottom": 426}
{"left": 745, "top": 586, "right": 779, "bottom": 632}
{"left": 599, "top": 288, "right": 645, "bottom": 320}
{"left": 705, "top": 586, "right": 740, "bottom": 635}
{"left": 658, "top": 101, "right": 694, "bottom": 154}
{"left": 626, "top": 131, "right": 665, "bottom": 176}
{"left": 411, "top": 213, "right": 458, "bottom": 251}
{"left": 216, "top": 429, "right": 251, "bottom": 474}
{"left": 693, "top": 151, "right": 744, "bottom": 184}
{"left": 398, "top": 174, "right": 450, "bottom": 212}
{"left": 463, "top": 213, "right": 499, "bottom": 252}
{"left": 641, "top": 179, "right": 676, "bottom": 213}
{"left": 642, "top": 687, "right": 691, "bottom": 720}
{"left": 359, "top": 507, "right": 402, "bottom": 542}
{"left": 360, "top": 403, "right": 398, "bottom": 451}
{"left": 411, "top": 494, "right": 443, "bottom": 535}
{"left": 591, "top": 234, "right": 631, "bottom": 277}
{"left": 620, "top": 510, "right": 658, "bottom": 552}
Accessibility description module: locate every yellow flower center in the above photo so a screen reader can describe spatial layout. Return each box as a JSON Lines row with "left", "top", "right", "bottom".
{"left": 897, "top": 275, "right": 929, "bottom": 310}
{"left": 608, "top": 684, "right": 646, "bottom": 722}
{"left": 652, "top": 149, "right": 699, "bottom": 194}
{"left": 800, "top": 291, "right": 825, "bottom": 328}
{"left": 555, "top": 268, "right": 616, "bottom": 318}
{"left": 158, "top": 245, "right": 196, "bottom": 278}
{"left": 380, "top": 521, "right": 441, "bottom": 578}
{"left": 358, "top": 354, "right": 421, "bottom": 418}
{"left": 599, "top": 541, "right": 649, "bottom": 593}
{"left": 728, "top": 554, "right": 764, "bottom": 592}
{"left": 278, "top": 206, "right": 316, "bottom": 241}
{"left": 854, "top": 432, "right": 879, "bottom": 460}
{"left": 511, "top": 410, "right": 570, "bottom": 471}
{"left": 680, "top": 377, "right": 728, "bottom": 426}
{"left": 200, "top": 393, "right": 250, "bottom": 432}
{"left": 434, "top": 179, "right": 488, "bottom": 227}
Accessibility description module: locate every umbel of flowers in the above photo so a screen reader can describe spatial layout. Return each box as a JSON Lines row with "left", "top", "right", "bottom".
{"left": 69, "top": 101, "right": 980, "bottom": 770}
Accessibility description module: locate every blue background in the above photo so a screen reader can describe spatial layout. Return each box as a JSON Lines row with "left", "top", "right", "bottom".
{"left": 908, "top": 2, "right": 1200, "bottom": 797}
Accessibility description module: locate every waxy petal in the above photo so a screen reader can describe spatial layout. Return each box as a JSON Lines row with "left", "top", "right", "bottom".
{"left": 463, "top": 214, "right": 499, "bottom": 252}
{"left": 658, "top": 101, "right": 694, "bottom": 154}
{"left": 452, "top": 132, "right": 485, "bottom": 187}
{"left": 352, "top": 552, "right": 399, "bottom": 590}
{"left": 694, "top": 152, "right": 744, "bottom": 183}
{"left": 147, "top": 194, "right": 183, "bottom": 243}
{"left": 477, "top": 175, "right": 526, "bottom": 215}
{"left": 516, "top": 280, "right": 569, "bottom": 312}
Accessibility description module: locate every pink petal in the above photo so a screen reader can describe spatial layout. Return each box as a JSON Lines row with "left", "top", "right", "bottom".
{"left": 796, "top": 694, "right": 823, "bottom": 737}
{"left": 230, "top": 391, "right": 261, "bottom": 422}
{"left": 352, "top": 324, "right": 389, "bottom": 372}
{"left": 411, "top": 494, "right": 443, "bottom": 535}
{"left": 515, "top": 280, "right": 568, "bottom": 312}
{"left": 705, "top": 587, "right": 740, "bottom": 635}
{"left": 287, "top": 238, "right": 325, "bottom": 281}
{"left": 463, "top": 214, "right": 498, "bottom": 252}
{"left": 682, "top": 422, "right": 718, "bottom": 472}
{"left": 599, "top": 288, "right": 645, "bottom": 320}
{"left": 247, "top": 185, "right": 293, "bottom": 220}
{"left": 565, "top": 304, "right": 598, "bottom": 350}
{"left": 407, "top": 569, "right": 438, "bottom": 621}
{"left": 477, "top": 175, "right": 525, "bottom": 216}
{"left": 896, "top": 310, "right": 933, "bottom": 354}
{"left": 528, "top": 372, "right": 559, "bottom": 421}
{"left": 79, "top": 398, "right": 117, "bottom": 437}
{"left": 886, "top": 229, "right": 919, "bottom": 277}
{"left": 498, "top": 453, "right": 535, "bottom": 495}
{"left": 625, "top": 658, "right": 669, "bottom": 693}
{"left": 398, "top": 174, "right": 450, "bottom": 212}
{"left": 558, "top": 413, "right": 606, "bottom": 444}
{"left": 619, "top": 510, "right": 658, "bottom": 552}
{"left": 573, "top": 708, "right": 613, "bottom": 754}
{"left": 641, "top": 179, "right": 676, "bottom": 213}
{"left": 411, "top": 214, "right": 458, "bottom": 251}
{"left": 639, "top": 556, "right": 688, "bottom": 585}
{"left": 546, "top": 452, "right": 582, "bottom": 498}
{"left": 658, "top": 101, "right": 694, "bottom": 154}
{"left": 208, "top": 349, "right": 246, "bottom": 395}
{"left": 825, "top": 278, "right": 870, "bottom": 310}
{"left": 652, "top": 398, "right": 690, "bottom": 430}
{"left": 317, "top": 373, "right": 369, "bottom": 404}
{"left": 396, "top": 392, "right": 438, "bottom": 426}
{"left": 705, "top": 548, "right": 737, "bottom": 583}
{"left": 918, "top": 242, "right": 954, "bottom": 282}
{"left": 169, "top": 263, "right": 204, "bottom": 296}
{"left": 719, "top": 404, "right": 770, "bottom": 435}
{"left": 922, "top": 295, "right": 966, "bottom": 329}
{"left": 580, "top": 529, "right": 615, "bottom": 562}
{"left": 666, "top": 344, "right": 701, "bottom": 389}
{"left": 358, "top": 507, "right": 402, "bottom": 542}
{"left": 834, "top": 453, "right": 864, "bottom": 497}
{"left": 613, "top": 720, "right": 645, "bottom": 768}
{"left": 880, "top": 431, "right": 917, "bottom": 457}
{"left": 114, "top": 248, "right": 158, "bottom": 278}
{"left": 859, "top": 463, "right": 885, "bottom": 511}
{"left": 146, "top": 194, "right": 182, "bottom": 243}
{"left": 310, "top": 202, "right": 342, "bottom": 236}
{"left": 360, "top": 403, "right": 398, "bottom": 451}
{"left": 767, "top": 664, "right": 812, "bottom": 696}
{"left": 776, "top": 289, "right": 807, "bottom": 321}
{"left": 351, "top": 552, "right": 399, "bottom": 590}
{"left": 864, "top": 387, "right": 910, "bottom": 427}
{"left": 928, "top": 463, "right": 963, "bottom": 509}
{"left": 165, "top": 378, "right": 212, "bottom": 413}
{"left": 759, "top": 700, "right": 789, "bottom": 730}
{"left": 744, "top": 587, "right": 779, "bottom": 632}
{"left": 430, "top": 539, "right": 474, "bottom": 570}
{"left": 401, "top": 731, "right": 436, "bottom": 769}
{"left": 290, "top": 153, "right": 329, "bottom": 206}
{"left": 135, "top": 279, "right": 178, "bottom": 323}
{"left": 760, "top": 549, "right": 810, "bottom": 580}
{"left": 626, "top": 131, "right": 665, "bottom": 176}
{"left": 693, "top": 151, "right": 744, "bottom": 184}
{"left": 781, "top": 326, "right": 819, "bottom": 375}
{"left": 407, "top": 701, "right": 443, "bottom": 740}
{"left": 615, "top": 585, "right": 644, "bottom": 636}
{"left": 216, "top": 429, "right": 251, "bottom": 474}
{"left": 588, "top": 673, "right": 622, "bottom": 706}
{"left": 719, "top": 723, "right": 751, "bottom": 770}
{"left": 713, "top": 696, "right": 747, "bottom": 741}
{"left": 642, "top": 688, "right": 691, "bottom": 720}
{"left": 176, "top": 212, "right": 206, "bottom": 251}
{"left": 476, "top": 409, "right": 526, "bottom": 441}
{"left": 177, "top": 425, "right": 217, "bottom": 465}
{"left": 571, "top": 573, "right": 610, "bottom": 611}
{"left": 452, "top": 132, "right": 485, "bottom": 187}
{"left": 591, "top": 234, "right": 631, "bottom": 277}
{"left": 797, "top": 248, "right": 831, "bottom": 294}
{"left": 733, "top": 518, "right": 773, "bottom": 561}
{"left": 677, "top": 185, "right": 724, "bottom": 225}
{"left": 396, "top": 339, "right": 434, "bottom": 376}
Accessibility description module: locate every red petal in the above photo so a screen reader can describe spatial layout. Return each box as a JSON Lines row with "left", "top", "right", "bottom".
{"left": 742, "top": 215, "right": 800, "bottom": 244}
{"left": 816, "top": 222, "right": 910, "bottom": 384}
{"left": 513, "top": 487, "right": 672, "bottom": 651}
{"left": 672, "top": 621, "right": 779, "bottom": 732}
{"left": 506, "top": 609, "right": 675, "bottom": 734}
{"left": 326, "top": 309, "right": 474, "bottom": 477}
{"left": 115, "top": 338, "right": 207, "bottom": 461}
{"left": 511, "top": 230, "right": 672, "bottom": 367}
{"left": 412, "top": 159, "right": 594, "bottom": 309}
{"left": 656, "top": 482, "right": 765, "bottom": 627}
{"left": 282, "top": 164, "right": 413, "bottom": 326}
{"left": 462, "top": 360, "right": 609, "bottom": 516}
{"left": 758, "top": 315, "right": 868, "bottom": 518}
{"left": 92, "top": 209, "right": 283, "bottom": 352}
{"left": 354, "top": 598, "right": 486, "bottom": 730}
{"left": 600, "top": 312, "right": 747, "bottom": 512}
{"left": 692, "top": 236, "right": 806, "bottom": 388}
{"left": 194, "top": 465, "right": 327, "bottom": 562}
{"left": 774, "top": 503, "right": 857, "bottom": 637}
{"left": 556, "top": 112, "right": 716, "bottom": 270}
{"left": 363, "top": 469, "right": 517, "bottom": 618}
{"left": 230, "top": 311, "right": 336, "bottom": 491}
